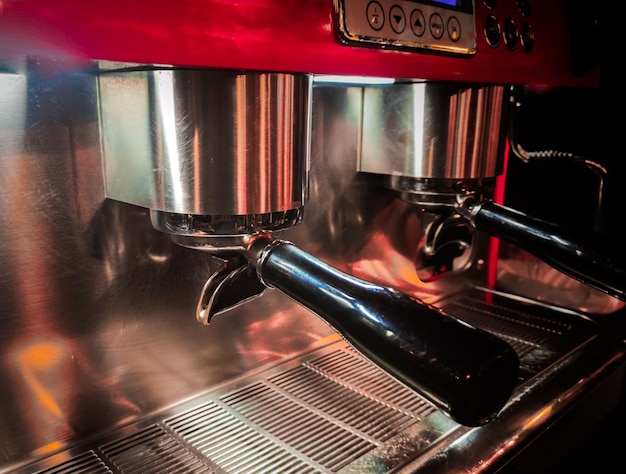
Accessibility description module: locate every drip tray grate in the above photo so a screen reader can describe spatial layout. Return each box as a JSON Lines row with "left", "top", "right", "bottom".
{"left": 21, "top": 344, "right": 451, "bottom": 474}
{"left": 16, "top": 289, "right": 615, "bottom": 474}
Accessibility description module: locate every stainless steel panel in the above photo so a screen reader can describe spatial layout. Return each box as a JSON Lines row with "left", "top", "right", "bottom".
{"left": 99, "top": 69, "right": 311, "bottom": 216}
{"left": 359, "top": 83, "right": 507, "bottom": 180}
{"left": 0, "top": 63, "right": 333, "bottom": 471}
{"left": 0, "top": 60, "right": 624, "bottom": 474}
{"left": 0, "top": 63, "right": 448, "bottom": 471}
{"left": 13, "top": 290, "right": 625, "bottom": 473}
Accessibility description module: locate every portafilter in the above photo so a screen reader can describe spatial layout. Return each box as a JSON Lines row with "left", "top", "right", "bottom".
{"left": 360, "top": 81, "right": 625, "bottom": 301}
{"left": 98, "top": 67, "right": 520, "bottom": 427}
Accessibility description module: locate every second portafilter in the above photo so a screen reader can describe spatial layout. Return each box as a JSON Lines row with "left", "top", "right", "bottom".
{"left": 98, "top": 67, "right": 519, "bottom": 427}
{"left": 359, "top": 82, "right": 625, "bottom": 302}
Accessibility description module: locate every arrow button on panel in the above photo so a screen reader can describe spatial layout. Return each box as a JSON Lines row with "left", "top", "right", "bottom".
{"left": 410, "top": 9, "right": 426, "bottom": 37}
{"left": 389, "top": 5, "right": 406, "bottom": 34}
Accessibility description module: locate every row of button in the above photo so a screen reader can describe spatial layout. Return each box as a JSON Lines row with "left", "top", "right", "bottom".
{"left": 483, "top": 0, "right": 534, "bottom": 52}
{"left": 485, "top": 15, "right": 534, "bottom": 51}
{"left": 484, "top": 0, "right": 531, "bottom": 17}
{"left": 366, "top": 1, "right": 461, "bottom": 42}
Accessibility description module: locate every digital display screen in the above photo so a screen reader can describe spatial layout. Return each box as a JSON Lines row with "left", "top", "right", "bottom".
{"left": 409, "top": 0, "right": 470, "bottom": 11}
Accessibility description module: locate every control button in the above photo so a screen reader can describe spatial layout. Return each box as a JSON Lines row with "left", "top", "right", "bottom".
{"left": 483, "top": 0, "right": 496, "bottom": 9}
{"left": 389, "top": 5, "right": 406, "bottom": 34}
{"left": 429, "top": 13, "right": 444, "bottom": 39}
{"left": 484, "top": 14, "right": 501, "bottom": 47}
{"left": 366, "top": 1, "right": 385, "bottom": 31}
{"left": 503, "top": 18, "right": 518, "bottom": 50}
{"left": 410, "top": 9, "right": 426, "bottom": 37}
{"left": 521, "top": 21, "right": 534, "bottom": 52}
{"left": 447, "top": 16, "right": 461, "bottom": 42}
{"left": 517, "top": 0, "right": 531, "bottom": 17}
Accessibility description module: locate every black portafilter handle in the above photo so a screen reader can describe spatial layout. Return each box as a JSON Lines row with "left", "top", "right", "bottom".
{"left": 461, "top": 199, "right": 626, "bottom": 302}
{"left": 246, "top": 237, "right": 520, "bottom": 427}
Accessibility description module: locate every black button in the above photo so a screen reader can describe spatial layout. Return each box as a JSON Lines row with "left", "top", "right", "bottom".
{"left": 483, "top": 0, "right": 497, "bottom": 9}
{"left": 517, "top": 0, "right": 531, "bottom": 17}
{"left": 521, "top": 21, "right": 534, "bottom": 52}
{"left": 503, "top": 18, "right": 518, "bottom": 50}
{"left": 484, "top": 14, "right": 501, "bottom": 47}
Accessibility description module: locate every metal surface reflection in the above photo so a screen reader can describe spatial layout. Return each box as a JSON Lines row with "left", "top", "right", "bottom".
{"left": 360, "top": 83, "right": 507, "bottom": 181}
{"left": 99, "top": 68, "right": 311, "bottom": 218}
{"left": 0, "top": 61, "right": 624, "bottom": 474}
{"left": 0, "top": 63, "right": 331, "bottom": 469}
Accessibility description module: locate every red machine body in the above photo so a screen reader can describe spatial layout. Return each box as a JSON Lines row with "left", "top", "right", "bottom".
{"left": 1, "top": 0, "right": 596, "bottom": 87}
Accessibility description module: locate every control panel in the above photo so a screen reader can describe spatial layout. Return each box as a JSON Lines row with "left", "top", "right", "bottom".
{"left": 335, "top": 0, "right": 476, "bottom": 55}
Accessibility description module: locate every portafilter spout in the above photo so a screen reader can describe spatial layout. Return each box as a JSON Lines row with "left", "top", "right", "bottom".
{"left": 193, "top": 234, "right": 520, "bottom": 427}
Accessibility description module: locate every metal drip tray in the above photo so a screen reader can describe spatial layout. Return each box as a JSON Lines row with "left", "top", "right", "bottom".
{"left": 13, "top": 290, "right": 626, "bottom": 474}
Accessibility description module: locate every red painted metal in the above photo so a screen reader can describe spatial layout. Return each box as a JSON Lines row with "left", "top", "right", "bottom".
{"left": 1, "top": 0, "right": 597, "bottom": 87}
{"left": 485, "top": 139, "right": 511, "bottom": 293}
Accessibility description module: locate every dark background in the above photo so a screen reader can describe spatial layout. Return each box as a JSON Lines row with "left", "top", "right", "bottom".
{"left": 504, "top": 3, "right": 619, "bottom": 238}
{"left": 502, "top": 5, "right": 626, "bottom": 472}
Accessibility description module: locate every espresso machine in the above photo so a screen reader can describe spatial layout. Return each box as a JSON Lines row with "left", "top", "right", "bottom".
{"left": 0, "top": 0, "right": 624, "bottom": 473}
